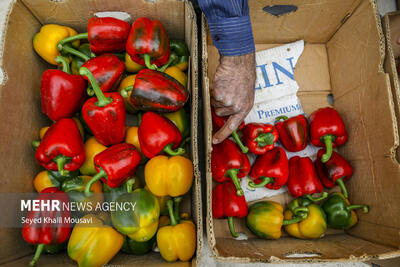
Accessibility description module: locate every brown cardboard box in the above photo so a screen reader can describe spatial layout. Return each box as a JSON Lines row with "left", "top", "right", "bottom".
{"left": 203, "top": 0, "right": 400, "bottom": 263}
{"left": 0, "top": 0, "right": 202, "bottom": 266}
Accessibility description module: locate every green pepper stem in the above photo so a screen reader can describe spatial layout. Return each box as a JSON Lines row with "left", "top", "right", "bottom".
{"left": 84, "top": 169, "right": 107, "bottom": 196}
{"left": 254, "top": 132, "right": 274, "bottom": 147}
{"left": 282, "top": 212, "right": 308, "bottom": 226}
{"left": 79, "top": 67, "right": 112, "bottom": 107}
{"left": 179, "top": 137, "right": 191, "bottom": 148}
{"left": 167, "top": 199, "right": 178, "bottom": 226}
{"left": 143, "top": 54, "right": 158, "bottom": 70}
{"left": 173, "top": 197, "right": 182, "bottom": 223}
{"left": 163, "top": 143, "right": 186, "bottom": 156}
{"left": 347, "top": 204, "right": 369, "bottom": 213}
{"left": 248, "top": 177, "right": 274, "bottom": 189}
{"left": 335, "top": 177, "right": 348, "bottom": 199}
{"left": 275, "top": 115, "right": 288, "bottom": 122}
{"left": 58, "top": 44, "right": 90, "bottom": 61}
{"left": 58, "top": 32, "right": 88, "bottom": 46}
{"left": 305, "top": 192, "right": 328, "bottom": 202}
{"left": 158, "top": 53, "right": 178, "bottom": 72}
{"left": 227, "top": 217, "right": 239, "bottom": 238}
{"left": 55, "top": 56, "right": 71, "bottom": 74}
{"left": 32, "top": 140, "right": 40, "bottom": 150}
{"left": 86, "top": 86, "right": 94, "bottom": 96}
{"left": 226, "top": 169, "right": 244, "bottom": 196}
{"left": 292, "top": 207, "right": 309, "bottom": 217}
{"left": 321, "top": 135, "right": 335, "bottom": 163}
{"left": 30, "top": 244, "right": 44, "bottom": 267}
{"left": 231, "top": 130, "right": 248, "bottom": 153}
{"left": 120, "top": 85, "right": 133, "bottom": 98}
{"left": 53, "top": 155, "right": 71, "bottom": 176}
{"left": 125, "top": 178, "right": 135, "bottom": 193}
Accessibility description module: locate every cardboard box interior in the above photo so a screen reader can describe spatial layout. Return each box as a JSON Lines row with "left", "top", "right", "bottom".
{"left": 0, "top": 0, "right": 202, "bottom": 266}
{"left": 203, "top": 0, "right": 400, "bottom": 263}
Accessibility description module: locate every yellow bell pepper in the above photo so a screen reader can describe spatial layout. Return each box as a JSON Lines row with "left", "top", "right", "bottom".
{"left": 79, "top": 137, "right": 107, "bottom": 175}
{"left": 145, "top": 155, "right": 193, "bottom": 197}
{"left": 118, "top": 75, "right": 138, "bottom": 114}
{"left": 165, "top": 66, "right": 187, "bottom": 88}
{"left": 33, "top": 24, "right": 80, "bottom": 65}
{"left": 33, "top": 171, "right": 59, "bottom": 192}
{"left": 125, "top": 126, "right": 141, "bottom": 152}
{"left": 39, "top": 127, "right": 49, "bottom": 140}
{"left": 145, "top": 185, "right": 171, "bottom": 215}
{"left": 68, "top": 214, "right": 123, "bottom": 267}
{"left": 125, "top": 52, "right": 145, "bottom": 73}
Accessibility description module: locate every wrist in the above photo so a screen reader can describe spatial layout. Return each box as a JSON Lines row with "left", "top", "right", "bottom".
{"left": 221, "top": 52, "right": 255, "bottom": 65}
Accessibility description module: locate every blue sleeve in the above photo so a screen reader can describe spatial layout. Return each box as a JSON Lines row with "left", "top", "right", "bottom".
{"left": 198, "top": 0, "right": 255, "bottom": 56}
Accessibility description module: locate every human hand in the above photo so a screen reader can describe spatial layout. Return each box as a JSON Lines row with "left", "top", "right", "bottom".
{"left": 211, "top": 52, "right": 256, "bottom": 144}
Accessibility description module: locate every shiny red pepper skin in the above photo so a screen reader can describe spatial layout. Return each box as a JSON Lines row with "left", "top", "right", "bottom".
{"left": 249, "top": 147, "right": 289, "bottom": 190}
{"left": 211, "top": 139, "right": 250, "bottom": 196}
{"left": 287, "top": 156, "right": 326, "bottom": 201}
{"left": 126, "top": 17, "right": 170, "bottom": 68}
{"left": 315, "top": 149, "right": 353, "bottom": 198}
{"left": 35, "top": 118, "right": 85, "bottom": 172}
{"left": 242, "top": 123, "right": 279, "bottom": 154}
{"left": 212, "top": 182, "right": 248, "bottom": 238}
{"left": 138, "top": 111, "right": 184, "bottom": 158}
{"left": 40, "top": 69, "right": 86, "bottom": 121}
{"left": 309, "top": 107, "right": 348, "bottom": 163}
{"left": 87, "top": 17, "right": 131, "bottom": 54}
{"left": 22, "top": 187, "right": 71, "bottom": 266}
{"left": 275, "top": 115, "right": 308, "bottom": 152}
{"left": 81, "top": 54, "right": 124, "bottom": 92}
{"left": 129, "top": 69, "right": 188, "bottom": 112}
{"left": 82, "top": 93, "right": 126, "bottom": 146}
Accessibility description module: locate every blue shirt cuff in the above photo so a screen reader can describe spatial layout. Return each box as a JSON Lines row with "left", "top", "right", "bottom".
{"left": 207, "top": 15, "right": 255, "bottom": 56}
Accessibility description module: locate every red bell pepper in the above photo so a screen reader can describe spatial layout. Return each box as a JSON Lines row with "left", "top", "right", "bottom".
{"left": 315, "top": 149, "right": 353, "bottom": 198}
{"left": 121, "top": 69, "right": 188, "bottom": 113}
{"left": 138, "top": 111, "right": 185, "bottom": 158}
{"left": 211, "top": 108, "right": 248, "bottom": 154}
{"left": 85, "top": 143, "right": 141, "bottom": 193}
{"left": 40, "top": 56, "right": 86, "bottom": 121}
{"left": 81, "top": 54, "right": 124, "bottom": 93}
{"left": 80, "top": 67, "right": 126, "bottom": 146}
{"left": 212, "top": 182, "right": 248, "bottom": 238}
{"left": 248, "top": 147, "right": 288, "bottom": 190}
{"left": 309, "top": 107, "right": 348, "bottom": 163}
{"left": 22, "top": 187, "right": 71, "bottom": 266}
{"left": 275, "top": 115, "right": 308, "bottom": 152}
{"left": 242, "top": 123, "right": 279, "bottom": 154}
{"left": 287, "top": 156, "right": 327, "bottom": 201}
{"left": 35, "top": 118, "right": 85, "bottom": 175}
{"left": 211, "top": 138, "right": 250, "bottom": 196}
{"left": 126, "top": 17, "right": 171, "bottom": 71}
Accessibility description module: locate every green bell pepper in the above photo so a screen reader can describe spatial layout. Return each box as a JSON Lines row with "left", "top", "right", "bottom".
{"left": 121, "top": 235, "right": 156, "bottom": 255}
{"left": 170, "top": 39, "right": 189, "bottom": 71}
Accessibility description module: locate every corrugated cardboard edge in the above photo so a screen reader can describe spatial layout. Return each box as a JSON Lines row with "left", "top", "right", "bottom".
{"left": 0, "top": 0, "right": 17, "bottom": 86}
{"left": 202, "top": 0, "right": 400, "bottom": 263}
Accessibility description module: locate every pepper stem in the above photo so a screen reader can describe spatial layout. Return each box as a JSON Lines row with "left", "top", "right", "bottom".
{"left": 120, "top": 85, "right": 133, "bottom": 98}
{"left": 163, "top": 143, "right": 186, "bottom": 156}
{"left": 254, "top": 132, "right": 274, "bottom": 147}
{"left": 32, "top": 140, "right": 40, "bottom": 150}
{"left": 227, "top": 217, "right": 239, "bottom": 238}
{"left": 126, "top": 178, "right": 135, "bottom": 193}
{"left": 321, "top": 135, "right": 335, "bottom": 163}
{"left": 231, "top": 130, "right": 248, "bottom": 153}
{"left": 292, "top": 207, "right": 309, "bottom": 217}
{"left": 143, "top": 54, "right": 158, "bottom": 70}
{"left": 57, "top": 44, "right": 90, "bottom": 61}
{"left": 226, "top": 169, "right": 244, "bottom": 196}
{"left": 305, "top": 192, "right": 328, "bottom": 202}
{"left": 347, "top": 204, "right": 369, "bottom": 213}
{"left": 248, "top": 177, "right": 274, "bottom": 189}
{"left": 275, "top": 115, "right": 288, "bottom": 122}
{"left": 55, "top": 56, "right": 71, "bottom": 74}
{"left": 30, "top": 244, "right": 44, "bottom": 267}
{"left": 167, "top": 200, "right": 178, "bottom": 226}
{"left": 282, "top": 212, "right": 308, "bottom": 226}
{"left": 79, "top": 67, "right": 112, "bottom": 107}
{"left": 173, "top": 197, "right": 182, "bottom": 223}
{"left": 84, "top": 169, "right": 107, "bottom": 196}
{"left": 158, "top": 53, "right": 178, "bottom": 72}
{"left": 53, "top": 155, "right": 71, "bottom": 176}
{"left": 179, "top": 137, "right": 191, "bottom": 148}
{"left": 58, "top": 32, "right": 88, "bottom": 46}
{"left": 335, "top": 177, "right": 348, "bottom": 199}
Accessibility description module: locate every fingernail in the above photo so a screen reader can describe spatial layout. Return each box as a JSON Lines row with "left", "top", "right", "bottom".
{"left": 212, "top": 138, "right": 219, "bottom": 144}
{"left": 229, "top": 124, "right": 236, "bottom": 130}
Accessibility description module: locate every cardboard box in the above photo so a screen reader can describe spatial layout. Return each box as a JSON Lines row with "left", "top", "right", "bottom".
{"left": 0, "top": 0, "right": 202, "bottom": 266}
{"left": 203, "top": 0, "right": 400, "bottom": 263}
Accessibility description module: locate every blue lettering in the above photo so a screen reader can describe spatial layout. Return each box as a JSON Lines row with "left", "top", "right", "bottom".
{"left": 255, "top": 64, "right": 273, "bottom": 90}
{"left": 257, "top": 110, "right": 265, "bottom": 119}
{"left": 272, "top": 57, "right": 295, "bottom": 85}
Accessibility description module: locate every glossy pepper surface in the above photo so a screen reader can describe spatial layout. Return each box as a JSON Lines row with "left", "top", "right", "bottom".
{"left": 287, "top": 156, "right": 327, "bottom": 201}
{"left": 22, "top": 187, "right": 71, "bottom": 266}
{"left": 145, "top": 155, "right": 193, "bottom": 197}
{"left": 80, "top": 67, "right": 126, "bottom": 146}
{"left": 40, "top": 56, "right": 86, "bottom": 121}
{"left": 163, "top": 108, "right": 190, "bottom": 138}
{"left": 212, "top": 108, "right": 248, "bottom": 153}
{"left": 321, "top": 192, "right": 369, "bottom": 229}
{"left": 138, "top": 112, "right": 185, "bottom": 158}
{"left": 125, "top": 52, "right": 145, "bottom": 73}
{"left": 248, "top": 147, "right": 289, "bottom": 190}
{"left": 68, "top": 213, "right": 124, "bottom": 267}
{"left": 79, "top": 137, "right": 107, "bottom": 176}
{"left": 126, "top": 17, "right": 170, "bottom": 70}
{"left": 169, "top": 39, "right": 189, "bottom": 71}
{"left": 35, "top": 118, "right": 85, "bottom": 175}
{"left": 211, "top": 139, "right": 250, "bottom": 196}
{"left": 242, "top": 123, "right": 279, "bottom": 155}
{"left": 284, "top": 198, "right": 327, "bottom": 239}
{"left": 309, "top": 107, "right": 348, "bottom": 162}
{"left": 275, "top": 115, "right": 308, "bottom": 152}
{"left": 315, "top": 149, "right": 353, "bottom": 198}
{"left": 164, "top": 66, "right": 188, "bottom": 88}
{"left": 212, "top": 182, "right": 248, "bottom": 238}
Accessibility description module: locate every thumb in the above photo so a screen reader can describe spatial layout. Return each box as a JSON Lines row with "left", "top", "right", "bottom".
{"left": 212, "top": 113, "right": 244, "bottom": 144}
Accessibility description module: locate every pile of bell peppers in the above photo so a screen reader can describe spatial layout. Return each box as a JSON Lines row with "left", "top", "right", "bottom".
{"left": 27, "top": 16, "right": 196, "bottom": 266}
{"left": 211, "top": 106, "right": 370, "bottom": 240}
